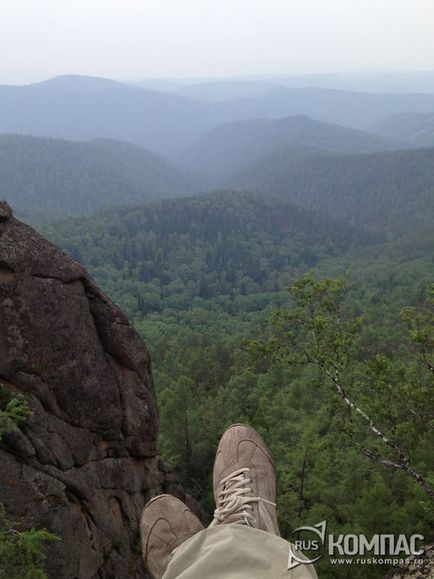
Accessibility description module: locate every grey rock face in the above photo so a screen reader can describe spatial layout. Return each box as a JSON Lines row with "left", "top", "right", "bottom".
{"left": 0, "top": 203, "right": 180, "bottom": 578}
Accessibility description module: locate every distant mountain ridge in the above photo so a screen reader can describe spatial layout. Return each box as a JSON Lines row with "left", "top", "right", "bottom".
{"left": 2, "top": 75, "right": 434, "bottom": 155}
{"left": 371, "top": 112, "right": 434, "bottom": 146}
{"left": 136, "top": 70, "right": 434, "bottom": 100}
{"left": 172, "top": 70, "right": 434, "bottom": 100}
{"left": 30, "top": 74, "right": 132, "bottom": 92}
{"left": 0, "top": 134, "right": 198, "bottom": 218}
{"left": 176, "top": 114, "right": 401, "bottom": 181}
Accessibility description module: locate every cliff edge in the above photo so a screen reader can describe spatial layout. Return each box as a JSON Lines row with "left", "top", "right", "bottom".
{"left": 0, "top": 202, "right": 176, "bottom": 577}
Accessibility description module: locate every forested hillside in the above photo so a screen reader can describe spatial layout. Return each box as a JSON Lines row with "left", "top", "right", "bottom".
{"left": 3, "top": 83, "right": 433, "bottom": 578}
{"left": 231, "top": 146, "right": 434, "bottom": 235}
{"left": 40, "top": 190, "right": 434, "bottom": 579}
{"left": 176, "top": 115, "right": 398, "bottom": 181}
{"left": 371, "top": 111, "right": 434, "bottom": 147}
{"left": 3, "top": 0, "right": 434, "bottom": 575}
{"left": 43, "top": 192, "right": 369, "bottom": 316}
{"left": 0, "top": 135, "right": 197, "bottom": 217}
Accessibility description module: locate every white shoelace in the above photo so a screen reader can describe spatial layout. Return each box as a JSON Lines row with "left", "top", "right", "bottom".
{"left": 209, "top": 467, "right": 276, "bottom": 528}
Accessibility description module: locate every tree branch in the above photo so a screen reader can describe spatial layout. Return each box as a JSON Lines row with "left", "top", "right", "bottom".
{"left": 325, "top": 368, "right": 434, "bottom": 499}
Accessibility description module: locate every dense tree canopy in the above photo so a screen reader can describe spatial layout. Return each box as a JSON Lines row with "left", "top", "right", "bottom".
{"left": 43, "top": 191, "right": 371, "bottom": 318}
{"left": 231, "top": 146, "right": 434, "bottom": 236}
{"left": 0, "top": 135, "right": 197, "bottom": 219}
{"left": 41, "top": 189, "right": 434, "bottom": 578}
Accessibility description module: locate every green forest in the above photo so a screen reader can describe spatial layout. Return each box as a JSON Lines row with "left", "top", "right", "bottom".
{"left": 43, "top": 190, "right": 434, "bottom": 578}
{"left": 0, "top": 135, "right": 197, "bottom": 218}
{"left": 2, "top": 7, "right": 434, "bottom": 578}
{"left": 231, "top": 146, "right": 434, "bottom": 236}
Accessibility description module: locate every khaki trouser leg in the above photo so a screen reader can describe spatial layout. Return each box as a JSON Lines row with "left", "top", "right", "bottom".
{"left": 162, "top": 524, "right": 318, "bottom": 579}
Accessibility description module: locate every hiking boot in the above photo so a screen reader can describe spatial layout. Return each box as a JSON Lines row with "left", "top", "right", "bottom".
{"left": 140, "top": 494, "right": 204, "bottom": 579}
{"left": 209, "top": 423, "right": 280, "bottom": 535}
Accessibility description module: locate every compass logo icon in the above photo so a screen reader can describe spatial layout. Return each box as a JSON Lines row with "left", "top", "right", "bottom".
{"left": 287, "top": 520, "right": 327, "bottom": 570}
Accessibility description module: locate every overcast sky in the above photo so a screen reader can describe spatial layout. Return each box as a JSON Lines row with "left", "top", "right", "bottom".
{"left": 1, "top": 0, "right": 434, "bottom": 84}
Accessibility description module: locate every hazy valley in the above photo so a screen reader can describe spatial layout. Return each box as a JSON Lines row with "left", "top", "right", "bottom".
{"left": 1, "top": 71, "right": 433, "bottom": 578}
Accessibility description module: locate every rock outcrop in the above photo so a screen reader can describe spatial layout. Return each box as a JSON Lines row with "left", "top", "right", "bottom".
{"left": 0, "top": 203, "right": 184, "bottom": 577}
{"left": 384, "top": 545, "right": 434, "bottom": 578}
